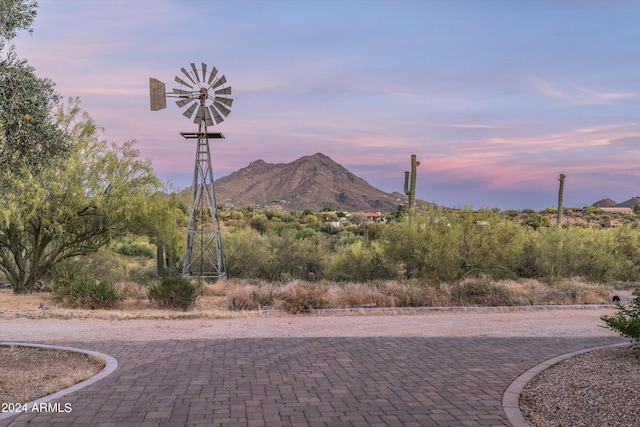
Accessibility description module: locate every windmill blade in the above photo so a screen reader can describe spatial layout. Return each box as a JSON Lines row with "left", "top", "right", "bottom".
{"left": 190, "top": 63, "right": 201, "bottom": 82}
{"left": 213, "top": 100, "right": 231, "bottom": 117}
{"left": 174, "top": 75, "right": 193, "bottom": 89}
{"left": 215, "top": 87, "right": 232, "bottom": 95}
{"left": 194, "top": 105, "right": 206, "bottom": 124}
{"left": 203, "top": 105, "right": 214, "bottom": 127}
{"left": 180, "top": 67, "right": 196, "bottom": 85}
{"left": 207, "top": 67, "right": 218, "bottom": 85}
{"left": 175, "top": 97, "right": 193, "bottom": 107}
{"left": 214, "top": 96, "right": 233, "bottom": 107}
{"left": 209, "top": 105, "right": 224, "bottom": 124}
{"left": 182, "top": 101, "right": 198, "bottom": 119}
{"left": 211, "top": 75, "right": 227, "bottom": 89}
{"left": 201, "top": 63, "right": 208, "bottom": 83}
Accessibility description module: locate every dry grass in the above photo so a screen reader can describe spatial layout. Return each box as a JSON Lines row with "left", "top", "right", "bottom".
{"left": 0, "top": 345, "right": 104, "bottom": 405}
{"left": 0, "top": 277, "right": 621, "bottom": 320}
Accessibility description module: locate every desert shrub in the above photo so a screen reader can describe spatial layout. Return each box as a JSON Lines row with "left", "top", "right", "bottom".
{"left": 114, "top": 243, "right": 154, "bottom": 259}
{"left": 548, "top": 279, "right": 608, "bottom": 304}
{"left": 147, "top": 276, "right": 201, "bottom": 311}
{"left": 114, "top": 281, "right": 147, "bottom": 300}
{"left": 381, "top": 210, "right": 460, "bottom": 282}
{"left": 50, "top": 258, "right": 123, "bottom": 309}
{"left": 249, "top": 213, "right": 269, "bottom": 233}
{"left": 520, "top": 227, "right": 640, "bottom": 284}
{"left": 381, "top": 281, "right": 449, "bottom": 307}
{"left": 257, "top": 231, "right": 329, "bottom": 281}
{"left": 601, "top": 295, "right": 640, "bottom": 343}
{"left": 128, "top": 263, "right": 158, "bottom": 285}
{"left": 227, "top": 285, "right": 261, "bottom": 310}
{"left": 52, "top": 279, "right": 122, "bottom": 309}
{"left": 324, "top": 282, "right": 393, "bottom": 308}
{"left": 325, "top": 241, "right": 395, "bottom": 282}
{"left": 450, "top": 277, "right": 522, "bottom": 306}
{"left": 525, "top": 228, "right": 583, "bottom": 285}
{"left": 223, "top": 228, "right": 268, "bottom": 278}
{"left": 226, "top": 283, "right": 279, "bottom": 310}
{"left": 294, "top": 234, "right": 330, "bottom": 280}
{"left": 202, "top": 280, "right": 232, "bottom": 297}
{"left": 612, "top": 226, "right": 640, "bottom": 281}
{"left": 571, "top": 228, "right": 618, "bottom": 283}
{"left": 224, "top": 228, "right": 325, "bottom": 280}
{"left": 452, "top": 212, "right": 524, "bottom": 279}
{"left": 251, "top": 284, "right": 280, "bottom": 308}
{"left": 53, "top": 249, "right": 128, "bottom": 285}
{"left": 278, "top": 281, "right": 328, "bottom": 313}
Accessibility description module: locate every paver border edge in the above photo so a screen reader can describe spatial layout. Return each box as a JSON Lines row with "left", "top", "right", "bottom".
{"left": 0, "top": 342, "right": 118, "bottom": 422}
{"left": 501, "top": 340, "right": 629, "bottom": 427}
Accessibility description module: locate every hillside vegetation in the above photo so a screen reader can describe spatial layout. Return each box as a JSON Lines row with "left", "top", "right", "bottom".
{"left": 3, "top": 206, "right": 638, "bottom": 315}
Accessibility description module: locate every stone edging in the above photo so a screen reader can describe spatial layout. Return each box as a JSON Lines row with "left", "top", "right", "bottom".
{"left": 0, "top": 342, "right": 118, "bottom": 421}
{"left": 501, "top": 341, "right": 629, "bottom": 427}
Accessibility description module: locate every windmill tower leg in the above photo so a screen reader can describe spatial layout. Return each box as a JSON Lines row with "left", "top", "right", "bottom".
{"left": 182, "top": 123, "right": 226, "bottom": 279}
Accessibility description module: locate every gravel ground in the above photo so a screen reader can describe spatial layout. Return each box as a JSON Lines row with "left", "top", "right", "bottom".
{"left": 1, "top": 307, "right": 633, "bottom": 426}
{"left": 520, "top": 344, "right": 639, "bottom": 427}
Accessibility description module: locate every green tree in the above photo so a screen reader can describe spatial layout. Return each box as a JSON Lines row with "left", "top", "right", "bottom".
{"left": 0, "top": 0, "right": 36, "bottom": 42}
{"left": 0, "top": 100, "right": 160, "bottom": 292}
{"left": 1, "top": 0, "right": 69, "bottom": 174}
{"left": 138, "top": 191, "right": 185, "bottom": 277}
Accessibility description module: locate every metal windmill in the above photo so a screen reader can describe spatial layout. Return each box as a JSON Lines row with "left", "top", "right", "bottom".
{"left": 149, "top": 62, "right": 233, "bottom": 279}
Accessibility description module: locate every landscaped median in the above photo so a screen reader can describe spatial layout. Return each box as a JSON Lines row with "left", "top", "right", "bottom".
{"left": 0, "top": 343, "right": 118, "bottom": 422}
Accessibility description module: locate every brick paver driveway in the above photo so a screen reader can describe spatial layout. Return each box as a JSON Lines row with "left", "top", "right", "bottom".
{"left": 1, "top": 335, "right": 622, "bottom": 426}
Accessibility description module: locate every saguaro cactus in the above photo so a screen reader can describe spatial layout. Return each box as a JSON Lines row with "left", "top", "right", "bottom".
{"left": 557, "top": 173, "right": 566, "bottom": 227}
{"left": 404, "top": 154, "right": 420, "bottom": 218}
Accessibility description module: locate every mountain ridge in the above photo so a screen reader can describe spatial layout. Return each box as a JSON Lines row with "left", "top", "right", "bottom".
{"left": 592, "top": 197, "right": 640, "bottom": 209}
{"left": 214, "top": 153, "right": 410, "bottom": 212}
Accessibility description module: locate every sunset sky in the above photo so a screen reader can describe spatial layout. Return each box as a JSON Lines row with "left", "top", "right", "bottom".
{"left": 12, "top": 0, "right": 640, "bottom": 211}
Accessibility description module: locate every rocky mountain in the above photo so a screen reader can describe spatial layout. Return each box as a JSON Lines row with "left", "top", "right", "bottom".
{"left": 617, "top": 197, "right": 640, "bottom": 209}
{"left": 592, "top": 198, "right": 640, "bottom": 209}
{"left": 213, "top": 153, "right": 408, "bottom": 212}
{"left": 592, "top": 198, "right": 618, "bottom": 208}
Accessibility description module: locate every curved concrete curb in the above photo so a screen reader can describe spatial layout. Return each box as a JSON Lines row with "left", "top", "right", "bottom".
{"left": 0, "top": 342, "right": 118, "bottom": 422}
{"left": 502, "top": 341, "right": 629, "bottom": 427}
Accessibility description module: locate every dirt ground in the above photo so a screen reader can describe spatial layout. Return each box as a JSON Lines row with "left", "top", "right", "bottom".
{"left": 0, "top": 346, "right": 104, "bottom": 405}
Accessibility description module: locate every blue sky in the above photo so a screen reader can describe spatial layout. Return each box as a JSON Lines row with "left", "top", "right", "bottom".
{"left": 12, "top": 0, "right": 640, "bottom": 210}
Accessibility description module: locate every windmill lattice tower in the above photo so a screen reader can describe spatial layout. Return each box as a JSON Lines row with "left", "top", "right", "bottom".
{"left": 149, "top": 62, "right": 233, "bottom": 279}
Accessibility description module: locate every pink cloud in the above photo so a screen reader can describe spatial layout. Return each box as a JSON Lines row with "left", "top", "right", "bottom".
{"left": 525, "top": 77, "right": 637, "bottom": 106}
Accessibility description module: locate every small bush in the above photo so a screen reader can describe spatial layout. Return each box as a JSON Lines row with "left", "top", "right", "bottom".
{"left": 129, "top": 264, "right": 158, "bottom": 285}
{"left": 52, "top": 279, "right": 122, "bottom": 309}
{"left": 278, "top": 281, "right": 328, "bottom": 314}
{"left": 114, "top": 243, "right": 155, "bottom": 259}
{"left": 51, "top": 260, "right": 123, "bottom": 309}
{"left": 324, "top": 282, "right": 393, "bottom": 308}
{"left": 226, "top": 285, "right": 279, "bottom": 310}
{"left": 450, "top": 277, "right": 521, "bottom": 306}
{"left": 114, "top": 281, "right": 147, "bottom": 300}
{"left": 147, "top": 276, "right": 201, "bottom": 311}
{"left": 601, "top": 296, "right": 640, "bottom": 344}
{"left": 382, "top": 281, "right": 448, "bottom": 307}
